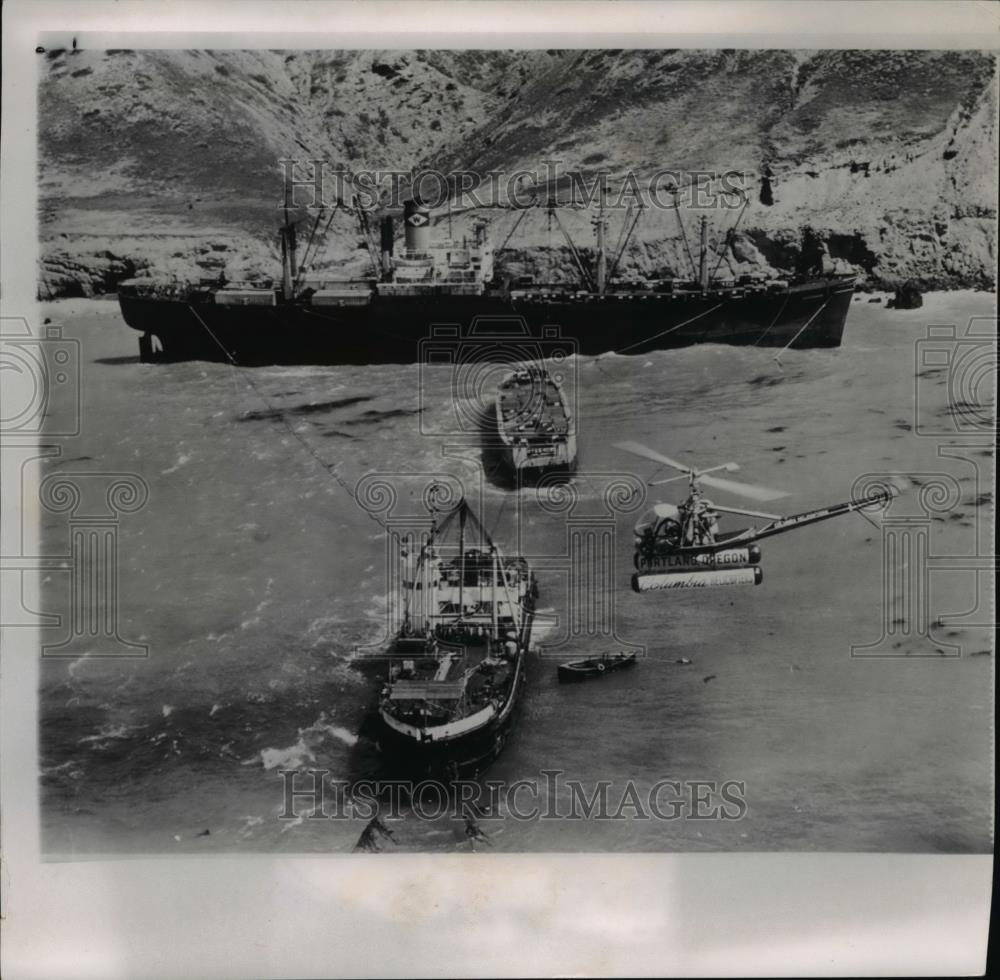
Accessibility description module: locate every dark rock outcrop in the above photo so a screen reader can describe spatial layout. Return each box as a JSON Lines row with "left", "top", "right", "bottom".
{"left": 888, "top": 278, "right": 924, "bottom": 309}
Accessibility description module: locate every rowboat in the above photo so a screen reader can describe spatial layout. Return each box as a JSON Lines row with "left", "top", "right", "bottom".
{"left": 557, "top": 652, "right": 637, "bottom": 682}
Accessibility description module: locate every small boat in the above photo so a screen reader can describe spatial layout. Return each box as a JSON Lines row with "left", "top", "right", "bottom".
{"left": 557, "top": 652, "right": 637, "bottom": 682}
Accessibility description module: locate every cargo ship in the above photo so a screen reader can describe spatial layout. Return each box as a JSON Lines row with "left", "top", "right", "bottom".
{"left": 376, "top": 496, "right": 537, "bottom": 777}
{"left": 494, "top": 364, "right": 577, "bottom": 482}
{"left": 118, "top": 193, "right": 856, "bottom": 365}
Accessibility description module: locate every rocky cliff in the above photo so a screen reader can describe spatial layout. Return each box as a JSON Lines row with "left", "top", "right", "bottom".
{"left": 38, "top": 47, "right": 997, "bottom": 296}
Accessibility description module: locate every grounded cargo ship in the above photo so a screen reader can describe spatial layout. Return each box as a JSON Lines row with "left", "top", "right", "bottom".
{"left": 494, "top": 365, "right": 577, "bottom": 482}
{"left": 376, "top": 497, "right": 537, "bottom": 777}
{"left": 118, "top": 196, "right": 857, "bottom": 365}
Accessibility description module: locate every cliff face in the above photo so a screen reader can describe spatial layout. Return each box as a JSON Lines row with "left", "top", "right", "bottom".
{"left": 38, "top": 47, "right": 997, "bottom": 296}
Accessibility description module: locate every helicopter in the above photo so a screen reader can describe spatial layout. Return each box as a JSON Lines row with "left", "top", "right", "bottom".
{"left": 615, "top": 441, "right": 898, "bottom": 592}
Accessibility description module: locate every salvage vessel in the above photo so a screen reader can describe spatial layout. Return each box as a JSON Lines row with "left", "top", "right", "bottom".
{"left": 376, "top": 496, "right": 537, "bottom": 777}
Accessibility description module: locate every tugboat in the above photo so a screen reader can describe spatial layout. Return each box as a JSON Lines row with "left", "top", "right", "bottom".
{"left": 377, "top": 496, "right": 537, "bottom": 777}
{"left": 494, "top": 364, "right": 577, "bottom": 483}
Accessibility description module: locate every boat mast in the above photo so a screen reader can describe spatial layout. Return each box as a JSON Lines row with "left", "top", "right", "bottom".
{"left": 549, "top": 201, "right": 596, "bottom": 291}
{"left": 354, "top": 196, "right": 382, "bottom": 275}
{"left": 400, "top": 533, "right": 413, "bottom": 635}
{"left": 458, "top": 500, "right": 466, "bottom": 627}
{"left": 491, "top": 547, "right": 500, "bottom": 639}
{"left": 406, "top": 530, "right": 428, "bottom": 636}
{"left": 495, "top": 549, "right": 521, "bottom": 648}
{"left": 594, "top": 186, "right": 607, "bottom": 296}
{"left": 421, "top": 535, "right": 430, "bottom": 631}
{"left": 698, "top": 215, "right": 709, "bottom": 292}
{"left": 280, "top": 180, "right": 297, "bottom": 301}
{"left": 607, "top": 201, "right": 645, "bottom": 283}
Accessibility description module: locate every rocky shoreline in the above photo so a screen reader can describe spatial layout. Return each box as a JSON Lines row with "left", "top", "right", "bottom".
{"left": 38, "top": 223, "right": 995, "bottom": 300}
{"left": 38, "top": 48, "right": 997, "bottom": 300}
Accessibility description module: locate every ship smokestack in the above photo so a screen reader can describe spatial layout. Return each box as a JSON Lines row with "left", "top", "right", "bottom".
{"left": 403, "top": 199, "right": 430, "bottom": 254}
{"left": 380, "top": 216, "right": 394, "bottom": 279}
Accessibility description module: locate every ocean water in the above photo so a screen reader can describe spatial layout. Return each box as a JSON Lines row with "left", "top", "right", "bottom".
{"left": 37, "top": 292, "right": 994, "bottom": 855}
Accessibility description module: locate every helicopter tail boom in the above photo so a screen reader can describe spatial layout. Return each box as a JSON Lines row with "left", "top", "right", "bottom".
{"left": 713, "top": 487, "right": 898, "bottom": 548}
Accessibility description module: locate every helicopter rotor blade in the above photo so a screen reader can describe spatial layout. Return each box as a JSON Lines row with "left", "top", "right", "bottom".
{"left": 699, "top": 473, "right": 790, "bottom": 502}
{"left": 614, "top": 441, "right": 692, "bottom": 474}
{"left": 648, "top": 473, "right": 691, "bottom": 487}
{"left": 616, "top": 441, "right": 788, "bottom": 500}
{"left": 710, "top": 503, "right": 783, "bottom": 521}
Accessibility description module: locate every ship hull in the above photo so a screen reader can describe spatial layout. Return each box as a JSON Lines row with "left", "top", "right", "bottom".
{"left": 375, "top": 660, "right": 527, "bottom": 779}
{"left": 376, "top": 598, "right": 535, "bottom": 779}
{"left": 500, "top": 455, "right": 578, "bottom": 485}
{"left": 119, "top": 275, "right": 855, "bottom": 365}
{"left": 495, "top": 436, "right": 578, "bottom": 485}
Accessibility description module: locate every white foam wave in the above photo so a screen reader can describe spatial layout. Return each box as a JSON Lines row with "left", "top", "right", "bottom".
{"left": 280, "top": 814, "right": 304, "bottom": 834}
{"left": 161, "top": 453, "right": 192, "bottom": 475}
{"left": 259, "top": 738, "right": 317, "bottom": 771}
{"left": 299, "top": 714, "right": 359, "bottom": 748}
{"left": 79, "top": 723, "right": 144, "bottom": 745}
{"left": 322, "top": 724, "right": 358, "bottom": 747}
{"left": 239, "top": 815, "right": 264, "bottom": 838}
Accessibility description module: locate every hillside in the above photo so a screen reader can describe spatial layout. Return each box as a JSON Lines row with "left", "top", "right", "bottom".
{"left": 38, "top": 47, "right": 998, "bottom": 296}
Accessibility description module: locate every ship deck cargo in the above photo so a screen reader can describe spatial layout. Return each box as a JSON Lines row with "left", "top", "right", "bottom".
{"left": 494, "top": 365, "right": 577, "bottom": 481}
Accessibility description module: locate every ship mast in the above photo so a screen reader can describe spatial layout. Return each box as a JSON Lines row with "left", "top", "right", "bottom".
{"left": 549, "top": 201, "right": 595, "bottom": 291}
{"left": 489, "top": 547, "right": 498, "bottom": 639}
{"left": 458, "top": 500, "right": 466, "bottom": 627}
{"left": 594, "top": 186, "right": 608, "bottom": 295}
{"left": 421, "top": 534, "right": 430, "bottom": 631}
{"left": 280, "top": 180, "right": 298, "bottom": 301}
{"left": 698, "top": 215, "right": 709, "bottom": 292}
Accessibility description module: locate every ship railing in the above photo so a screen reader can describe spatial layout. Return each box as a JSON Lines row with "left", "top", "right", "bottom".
{"left": 122, "top": 278, "right": 203, "bottom": 296}
{"left": 206, "top": 278, "right": 275, "bottom": 290}
{"left": 397, "top": 244, "right": 487, "bottom": 261}
{"left": 387, "top": 680, "right": 465, "bottom": 701}
{"left": 392, "top": 268, "right": 435, "bottom": 282}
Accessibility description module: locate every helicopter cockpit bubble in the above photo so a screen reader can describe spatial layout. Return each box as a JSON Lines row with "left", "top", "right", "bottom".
{"left": 634, "top": 503, "right": 683, "bottom": 553}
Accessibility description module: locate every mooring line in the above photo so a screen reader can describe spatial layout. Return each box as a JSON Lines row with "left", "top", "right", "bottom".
{"left": 186, "top": 303, "right": 391, "bottom": 530}
{"left": 613, "top": 302, "right": 723, "bottom": 355}
{"left": 772, "top": 298, "right": 830, "bottom": 366}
